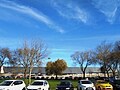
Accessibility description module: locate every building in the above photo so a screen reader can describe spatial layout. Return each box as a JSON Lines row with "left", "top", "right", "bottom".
{"left": 0, "top": 66, "right": 4, "bottom": 73}
{"left": 3, "top": 67, "right": 100, "bottom": 75}
{"left": 0, "top": 67, "right": 111, "bottom": 79}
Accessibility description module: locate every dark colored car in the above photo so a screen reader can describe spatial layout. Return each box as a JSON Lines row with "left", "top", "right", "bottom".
{"left": 56, "top": 80, "right": 74, "bottom": 90}
{"left": 110, "top": 79, "right": 120, "bottom": 90}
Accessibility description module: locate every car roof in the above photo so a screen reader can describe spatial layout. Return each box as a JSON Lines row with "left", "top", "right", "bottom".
{"left": 96, "top": 80, "right": 105, "bottom": 82}
{"left": 33, "top": 80, "right": 47, "bottom": 82}
{"left": 4, "top": 80, "right": 23, "bottom": 81}
{"left": 95, "top": 80, "right": 108, "bottom": 83}
{"left": 79, "top": 80, "right": 90, "bottom": 81}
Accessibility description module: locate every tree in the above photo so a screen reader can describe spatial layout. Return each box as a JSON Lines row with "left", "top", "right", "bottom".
{"left": 46, "top": 61, "right": 54, "bottom": 75}
{"left": 0, "top": 48, "right": 11, "bottom": 72}
{"left": 53, "top": 59, "right": 67, "bottom": 79}
{"left": 114, "top": 41, "right": 120, "bottom": 52}
{"left": 107, "top": 51, "right": 119, "bottom": 77}
{"left": 108, "top": 41, "right": 120, "bottom": 77}
{"left": 71, "top": 50, "right": 94, "bottom": 78}
{"left": 95, "top": 41, "right": 112, "bottom": 77}
{"left": 8, "top": 51, "right": 19, "bottom": 75}
{"left": 46, "top": 59, "right": 67, "bottom": 79}
{"left": 15, "top": 40, "right": 48, "bottom": 84}
{"left": 100, "top": 65, "right": 108, "bottom": 77}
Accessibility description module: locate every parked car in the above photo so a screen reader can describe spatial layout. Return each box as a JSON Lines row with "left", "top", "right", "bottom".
{"left": 95, "top": 80, "right": 113, "bottom": 90}
{"left": 0, "top": 80, "right": 26, "bottom": 90}
{"left": 110, "top": 79, "right": 120, "bottom": 90}
{"left": 35, "top": 75, "right": 42, "bottom": 79}
{"left": 56, "top": 80, "right": 74, "bottom": 90}
{"left": 27, "top": 80, "right": 49, "bottom": 90}
{"left": 77, "top": 79, "right": 95, "bottom": 90}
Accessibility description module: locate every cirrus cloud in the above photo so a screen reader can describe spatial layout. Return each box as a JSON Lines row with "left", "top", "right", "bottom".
{"left": 92, "top": 0, "right": 120, "bottom": 24}
{"left": 52, "top": 0, "right": 90, "bottom": 24}
{"left": 0, "top": 0, "right": 65, "bottom": 33}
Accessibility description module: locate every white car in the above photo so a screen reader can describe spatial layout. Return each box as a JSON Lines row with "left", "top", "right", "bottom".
{"left": 0, "top": 80, "right": 26, "bottom": 90}
{"left": 27, "top": 80, "right": 49, "bottom": 90}
{"left": 77, "top": 80, "right": 96, "bottom": 90}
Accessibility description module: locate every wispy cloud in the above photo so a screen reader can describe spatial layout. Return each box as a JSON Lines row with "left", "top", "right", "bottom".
{"left": 52, "top": 0, "right": 90, "bottom": 24}
{"left": 92, "top": 0, "right": 119, "bottom": 24}
{"left": 0, "top": 0, "right": 64, "bottom": 33}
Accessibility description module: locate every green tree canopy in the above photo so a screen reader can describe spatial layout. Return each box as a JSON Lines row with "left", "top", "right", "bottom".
{"left": 46, "top": 59, "right": 67, "bottom": 79}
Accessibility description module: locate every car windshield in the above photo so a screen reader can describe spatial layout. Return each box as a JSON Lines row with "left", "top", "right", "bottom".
{"left": 0, "top": 81, "right": 13, "bottom": 86}
{"left": 114, "top": 80, "right": 120, "bottom": 84}
{"left": 31, "top": 81, "right": 43, "bottom": 85}
{"left": 60, "top": 81, "right": 70, "bottom": 85}
{"left": 97, "top": 80, "right": 108, "bottom": 84}
{"left": 81, "top": 81, "right": 92, "bottom": 84}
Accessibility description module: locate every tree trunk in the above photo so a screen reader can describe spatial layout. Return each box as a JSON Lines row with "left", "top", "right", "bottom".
{"left": 106, "top": 71, "right": 109, "bottom": 78}
{"left": 28, "top": 68, "right": 33, "bottom": 84}
{"left": 104, "top": 72, "right": 106, "bottom": 77}
{"left": 112, "top": 70, "right": 116, "bottom": 78}
{"left": 82, "top": 71, "right": 86, "bottom": 79}
{"left": 55, "top": 74, "right": 58, "bottom": 80}
{"left": 24, "top": 69, "right": 27, "bottom": 79}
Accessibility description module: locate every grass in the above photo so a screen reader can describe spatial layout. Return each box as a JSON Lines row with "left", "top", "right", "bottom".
{"left": 48, "top": 80, "right": 78, "bottom": 89}
{"left": 0, "top": 79, "right": 78, "bottom": 89}
{"left": 48, "top": 80, "right": 60, "bottom": 89}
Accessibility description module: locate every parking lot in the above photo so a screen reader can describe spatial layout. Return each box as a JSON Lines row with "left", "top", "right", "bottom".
{"left": 0, "top": 77, "right": 119, "bottom": 90}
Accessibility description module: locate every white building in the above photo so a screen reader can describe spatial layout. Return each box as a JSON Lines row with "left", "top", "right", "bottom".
{"left": 0, "top": 66, "right": 4, "bottom": 73}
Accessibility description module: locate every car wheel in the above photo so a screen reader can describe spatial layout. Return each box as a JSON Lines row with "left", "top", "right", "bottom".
{"left": 22, "top": 87, "right": 26, "bottom": 90}
{"left": 77, "top": 87, "right": 79, "bottom": 90}
{"left": 80, "top": 87, "right": 82, "bottom": 90}
{"left": 70, "top": 87, "right": 74, "bottom": 90}
{"left": 98, "top": 87, "right": 101, "bottom": 90}
{"left": 71, "top": 88, "right": 74, "bottom": 90}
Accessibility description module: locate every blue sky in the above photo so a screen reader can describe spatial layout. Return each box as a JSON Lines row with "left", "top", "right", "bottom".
{"left": 0, "top": 0, "right": 120, "bottom": 66}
